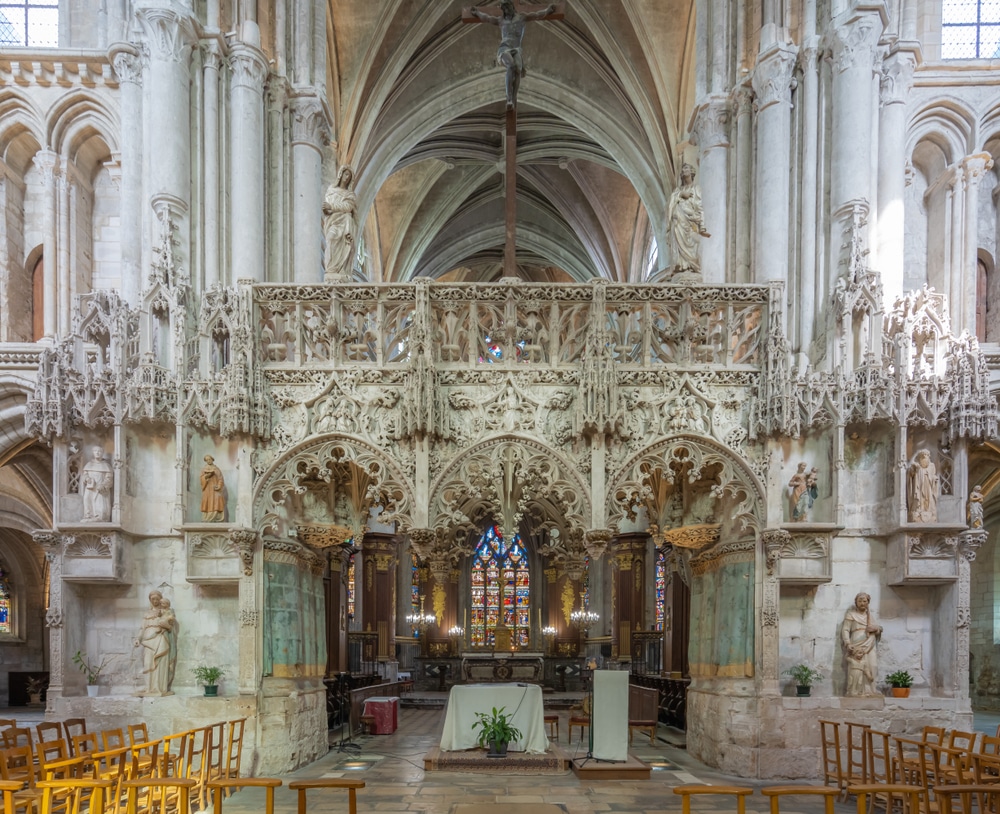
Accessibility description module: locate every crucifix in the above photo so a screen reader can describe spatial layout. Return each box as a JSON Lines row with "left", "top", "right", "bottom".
{"left": 463, "top": 2, "right": 565, "bottom": 277}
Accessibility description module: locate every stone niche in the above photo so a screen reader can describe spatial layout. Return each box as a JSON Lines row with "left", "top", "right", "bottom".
{"left": 61, "top": 530, "right": 130, "bottom": 583}
{"left": 775, "top": 525, "right": 838, "bottom": 584}
{"left": 886, "top": 528, "right": 960, "bottom": 585}
{"left": 184, "top": 526, "right": 241, "bottom": 583}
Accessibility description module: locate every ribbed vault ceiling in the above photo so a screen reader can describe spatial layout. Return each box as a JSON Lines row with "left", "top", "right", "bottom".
{"left": 326, "top": 0, "right": 697, "bottom": 283}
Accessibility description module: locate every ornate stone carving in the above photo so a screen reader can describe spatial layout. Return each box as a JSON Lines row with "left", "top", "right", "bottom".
{"left": 230, "top": 44, "right": 268, "bottom": 93}
{"left": 290, "top": 95, "right": 330, "bottom": 149}
{"left": 135, "top": 7, "right": 197, "bottom": 63}
{"left": 45, "top": 608, "right": 63, "bottom": 628}
{"left": 760, "top": 528, "right": 790, "bottom": 575}
{"left": 831, "top": 13, "right": 882, "bottom": 74}
{"left": 690, "top": 96, "right": 731, "bottom": 150}
{"left": 230, "top": 528, "right": 257, "bottom": 576}
{"left": 751, "top": 44, "right": 796, "bottom": 111}
{"left": 880, "top": 50, "right": 915, "bottom": 106}
{"left": 110, "top": 45, "right": 143, "bottom": 85}
{"left": 65, "top": 533, "right": 114, "bottom": 558}
{"left": 959, "top": 529, "right": 987, "bottom": 562}
{"left": 908, "top": 535, "right": 958, "bottom": 558}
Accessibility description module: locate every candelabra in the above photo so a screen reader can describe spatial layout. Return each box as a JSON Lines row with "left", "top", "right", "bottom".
{"left": 570, "top": 610, "right": 599, "bottom": 632}
{"left": 541, "top": 625, "right": 557, "bottom": 656}
{"left": 406, "top": 608, "right": 436, "bottom": 656}
{"left": 448, "top": 626, "right": 465, "bottom": 656}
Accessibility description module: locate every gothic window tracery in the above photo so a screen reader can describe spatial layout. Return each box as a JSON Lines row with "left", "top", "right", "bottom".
{"left": 470, "top": 525, "right": 530, "bottom": 648}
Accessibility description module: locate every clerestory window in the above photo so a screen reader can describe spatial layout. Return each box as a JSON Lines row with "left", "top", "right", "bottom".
{"left": 942, "top": 0, "right": 1000, "bottom": 58}
{"left": 0, "top": 0, "right": 58, "bottom": 47}
{"left": 0, "top": 563, "right": 11, "bottom": 635}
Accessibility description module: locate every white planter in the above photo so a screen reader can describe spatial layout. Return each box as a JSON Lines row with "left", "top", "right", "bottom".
{"left": 86, "top": 685, "right": 99, "bottom": 697}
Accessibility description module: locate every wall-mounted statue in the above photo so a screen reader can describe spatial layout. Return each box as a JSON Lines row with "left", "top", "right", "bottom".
{"left": 788, "top": 462, "right": 818, "bottom": 522}
{"left": 199, "top": 455, "right": 226, "bottom": 522}
{"left": 666, "top": 162, "right": 710, "bottom": 276}
{"left": 968, "top": 484, "right": 984, "bottom": 529}
{"left": 135, "top": 590, "right": 176, "bottom": 696}
{"left": 80, "top": 446, "right": 113, "bottom": 522}
{"left": 907, "top": 449, "right": 939, "bottom": 523}
{"left": 323, "top": 166, "right": 357, "bottom": 282}
{"left": 841, "top": 592, "right": 882, "bottom": 697}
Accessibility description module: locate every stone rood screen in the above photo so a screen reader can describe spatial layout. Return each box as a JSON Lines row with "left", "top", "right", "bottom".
{"left": 254, "top": 281, "right": 772, "bottom": 371}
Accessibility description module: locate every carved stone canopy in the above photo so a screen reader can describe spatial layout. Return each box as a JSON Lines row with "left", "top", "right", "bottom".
{"left": 295, "top": 523, "right": 353, "bottom": 550}
{"left": 657, "top": 523, "right": 722, "bottom": 550}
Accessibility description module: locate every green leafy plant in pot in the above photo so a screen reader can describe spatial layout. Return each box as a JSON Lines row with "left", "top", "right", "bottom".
{"left": 471, "top": 705, "right": 523, "bottom": 757}
{"left": 885, "top": 669, "right": 913, "bottom": 698}
{"left": 783, "top": 664, "right": 823, "bottom": 697}
{"left": 192, "top": 665, "right": 225, "bottom": 697}
{"left": 73, "top": 650, "right": 113, "bottom": 697}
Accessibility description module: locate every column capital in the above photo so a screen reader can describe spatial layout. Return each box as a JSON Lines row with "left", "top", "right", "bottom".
{"left": 879, "top": 49, "right": 916, "bottom": 106}
{"left": 109, "top": 43, "right": 143, "bottom": 85}
{"left": 230, "top": 43, "right": 269, "bottom": 94}
{"left": 290, "top": 94, "right": 331, "bottom": 151}
{"left": 751, "top": 44, "right": 797, "bottom": 111}
{"left": 831, "top": 9, "right": 884, "bottom": 74}
{"left": 961, "top": 152, "right": 995, "bottom": 186}
{"left": 32, "top": 149, "right": 59, "bottom": 182}
{"left": 134, "top": 5, "right": 198, "bottom": 63}
{"left": 689, "top": 95, "right": 731, "bottom": 151}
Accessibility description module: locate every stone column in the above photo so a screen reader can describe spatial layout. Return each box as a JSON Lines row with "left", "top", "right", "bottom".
{"left": 690, "top": 96, "right": 731, "bottom": 284}
{"left": 608, "top": 534, "right": 648, "bottom": 663}
{"left": 109, "top": 45, "right": 143, "bottom": 306}
{"left": 876, "top": 47, "right": 916, "bottom": 304}
{"left": 230, "top": 528, "right": 259, "bottom": 694}
{"left": 359, "top": 533, "right": 400, "bottom": 663}
{"left": 202, "top": 43, "right": 222, "bottom": 290}
{"left": 797, "top": 40, "right": 820, "bottom": 360}
{"left": 829, "top": 9, "right": 884, "bottom": 253}
{"left": 290, "top": 96, "right": 329, "bottom": 284}
{"left": 760, "top": 529, "right": 789, "bottom": 686}
{"left": 135, "top": 4, "right": 197, "bottom": 275}
{"left": 751, "top": 44, "right": 796, "bottom": 288}
{"left": 57, "top": 161, "right": 73, "bottom": 335}
{"left": 229, "top": 44, "right": 269, "bottom": 283}
{"left": 325, "top": 547, "right": 350, "bottom": 675}
{"left": 732, "top": 88, "right": 753, "bottom": 284}
{"left": 956, "top": 154, "right": 994, "bottom": 334}
{"left": 33, "top": 532, "right": 65, "bottom": 698}
{"left": 32, "top": 150, "right": 58, "bottom": 339}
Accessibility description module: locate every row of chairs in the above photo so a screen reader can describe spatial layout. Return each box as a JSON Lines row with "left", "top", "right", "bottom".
{"left": 0, "top": 776, "right": 366, "bottom": 814}
{"left": 0, "top": 717, "right": 246, "bottom": 814}
{"left": 820, "top": 719, "right": 1000, "bottom": 812}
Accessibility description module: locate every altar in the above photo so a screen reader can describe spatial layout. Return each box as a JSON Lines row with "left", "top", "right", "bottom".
{"left": 460, "top": 651, "right": 544, "bottom": 683}
{"left": 439, "top": 683, "right": 549, "bottom": 754}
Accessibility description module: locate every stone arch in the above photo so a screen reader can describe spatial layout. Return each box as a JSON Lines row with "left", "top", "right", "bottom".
{"left": 906, "top": 98, "right": 976, "bottom": 160}
{"left": 253, "top": 433, "right": 415, "bottom": 537}
{"left": 46, "top": 91, "right": 120, "bottom": 160}
{"left": 606, "top": 433, "right": 765, "bottom": 538}
{"left": 427, "top": 435, "right": 593, "bottom": 546}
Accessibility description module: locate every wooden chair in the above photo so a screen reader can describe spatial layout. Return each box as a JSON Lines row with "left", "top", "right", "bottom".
{"left": 127, "top": 739, "right": 161, "bottom": 780}
{"left": 62, "top": 719, "right": 87, "bottom": 751}
{"left": 761, "top": 785, "right": 839, "bottom": 814}
{"left": 71, "top": 733, "right": 99, "bottom": 767}
{"left": 628, "top": 720, "right": 657, "bottom": 746}
{"left": 159, "top": 730, "right": 190, "bottom": 778}
{"left": 37, "top": 738, "right": 70, "bottom": 768}
{"left": 973, "top": 751, "right": 1000, "bottom": 788}
{"left": 208, "top": 777, "right": 281, "bottom": 814}
{"left": 867, "top": 729, "right": 895, "bottom": 785}
{"left": 543, "top": 713, "right": 559, "bottom": 740}
{"left": 127, "top": 724, "right": 149, "bottom": 747}
{"left": 673, "top": 784, "right": 754, "bottom": 814}
{"left": 123, "top": 777, "right": 195, "bottom": 814}
{"left": 2, "top": 727, "right": 34, "bottom": 755}
{"left": 820, "top": 719, "right": 847, "bottom": 797}
{"left": 934, "top": 784, "right": 1000, "bottom": 814}
{"left": 220, "top": 719, "right": 246, "bottom": 792}
{"left": 204, "top": 722, "right": 226, "bottom": 786}
{"left": 37, "top": 778, "right": 111, "bottom": 814}
{"left": 0, "top": 779, "right": 25, "bottom": 814}
{"left": 101, "top": 729, "right": 126, "bottom": 751}
{"left": 35, "top": 722, "right": 64, "bottom": 745}
{"left": 0, "top": 744, "right": 44, "bottom": 814}
{"left": 287, "top": 779, "right": 365, "bottom": 814}
{"left": 568, "top": 696, "right": 590, "bottom": 744}
{"left": 90, "top": 747, "right": 129, "bottom": 814}
{"left": 849, "top": 784, "right": 924, "bottom": 814}
{"left": 846, "top": 722, "right": 871, "bottom": 787}
{"left": 0, "top": 721, "right": 14, "bottom": 732}
{"left": 185, "top": 726, "right": 214, "bottom": 811}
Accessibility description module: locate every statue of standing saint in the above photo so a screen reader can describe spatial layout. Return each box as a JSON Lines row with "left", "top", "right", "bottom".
{"left": 841, "top": 592, "right": 882, "bottom": 697}
{"left": 666, "top": 163, "right": 711, "bottom": 277}
{"left": 467, "top": 1, "right": 558, "bottom": 109}
{"left": 199, "top": 455, "right": 225, "bottom": 522}
{"left": 907, "top": 449, "right": 939, "bottom": 523}
{"left": 323, "top": 166, "right": 357, "bottom": 282}
{"left": 135, "top": 590, "right": 177, "bottom": 697}
{"left": 80, "top": 446, "right": 113, "bottom": 522}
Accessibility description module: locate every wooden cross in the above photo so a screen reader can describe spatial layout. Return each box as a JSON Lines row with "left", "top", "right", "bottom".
{"left": 463, "top": 2, "right": 565, "bottom": 277}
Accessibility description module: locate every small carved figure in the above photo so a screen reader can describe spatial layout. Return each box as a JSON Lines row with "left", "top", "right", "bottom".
{"left": 80, "top": 446, "right": 113, "bottom": 522}
{"left": 968, "top": 484, "right": 984, "bottom": 529}
{"left": 666, "top": 163, "right": 711, "bottom": 276}
{"left": 467, "top": 1, "right": 558, "bottom": 110}
{"left": 135, "top": 590, "right": 176, "bottom": 696}
{"left": 788, "top": 462, "right": 817, "bottom": 522}
{"left": 907, "top": 449, "right": 939, "bottom": 523}
{"left": 199, "top": 455, "right": 225, "bottom": 522}
{"left": 841, "top": 592, "right": 882, "bottom": 697}
{"left": 323, "top": 167, "right": 357, "bottom": 282}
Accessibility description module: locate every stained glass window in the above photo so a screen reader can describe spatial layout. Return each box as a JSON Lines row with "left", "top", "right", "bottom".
{"left": 942, "top": 0, "right": 1000, "bottom": 58}
{"left": 0, "top": 1, "right": 58, "bottom": 47}
{"left": 0, "top": 563, "right": 11, "bottom": 635}
{"left": 470, "top": 525, "right": 530, "bottom": 648}
{"left": 410, "top": 553, "right": 420, "bottom": 637}
{"left": 346, "top": 547, "right": 356, "bottom": 624}
{"left": 655, "top": 550, "right": 665, "bottom": 631}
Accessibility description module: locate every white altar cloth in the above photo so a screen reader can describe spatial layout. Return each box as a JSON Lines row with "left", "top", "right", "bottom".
{"left": 439, "top": 683, "right": 549, "bottom": 754}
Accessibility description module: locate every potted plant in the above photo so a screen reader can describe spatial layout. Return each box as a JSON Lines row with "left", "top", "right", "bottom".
{"left": 783, "top": 664, "right": 823, "bottom": 697}
{"left": 25, "top": 675, "right": 47, "bottom": 706}
{"left": 471, "top": 705, "right": 523, "bottom": 757}
{"left": 192, "top": 665, "right": 225, "bottom": 697}
{"left": 73, "top": 650, "right": 113, "bottom": 697}
{"left": 885, "top": 670, "right": 913, "bottom": 698}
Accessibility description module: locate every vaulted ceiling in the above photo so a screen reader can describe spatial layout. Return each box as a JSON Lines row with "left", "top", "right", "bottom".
{"left": 326, "top": 1, "right": 698, "bottom": 283}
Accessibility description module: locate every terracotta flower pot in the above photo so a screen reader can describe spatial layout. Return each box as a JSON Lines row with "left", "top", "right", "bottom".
{"left": 891, "top": 687, "right": 910, "bottom": 698}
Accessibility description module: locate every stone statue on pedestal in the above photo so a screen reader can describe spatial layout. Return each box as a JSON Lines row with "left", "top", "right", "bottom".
{"left": 969, "top": 484, "right": 984, "bottom": 529}
{"left": 907, "top": 449, "right": 939, "bottom": 523}
{"left": 841, "top": 592, "right": 882, "bottom": 697}
{"left": 80, "top": 446, "right": 113, "bottom": 522}
{"left": 667, "top": 163, "right": 710, "bottom": 276}
{"left": 199, "top": 455, "right": 226, "bottom": 522}
{"left": 323, "top": 167, "right": 357, "bottom": 281}
{"left": 135, "top": 590, "right": 177, "bottom": 696}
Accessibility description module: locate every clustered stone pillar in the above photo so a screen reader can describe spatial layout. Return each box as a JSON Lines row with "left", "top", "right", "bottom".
{"left": 359, "top": 533, "right": 400, "bottom": 664}
{"left": 109, "top": 45, "right": 144, "bottom": 306}
{"left": 325, "top": 546, "right": 351, "bottom": 674}
{"left": 32, "top": 150, "right": 58, "bottom": 338}
{"left": 290, "top": 96, "right": 328, "bottom": 284}
{"left": 691, "top": 96, "right": 730, "bottom": 284}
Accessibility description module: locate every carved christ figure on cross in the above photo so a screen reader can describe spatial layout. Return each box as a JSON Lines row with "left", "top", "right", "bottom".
{"left": 466, "top": 1, "right": 560, "bottom": 109}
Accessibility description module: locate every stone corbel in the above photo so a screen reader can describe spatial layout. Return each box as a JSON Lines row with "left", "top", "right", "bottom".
{"left": 583, "top": 528, "right": 612, "bottom": 561}
{"left": 887, "top": 526, "right": 965, "bottom": 585}
{"left": 760, "top": 528, "right": 790, "bottom": 575}
{"left": 59, "top": 530, "right": 129, "bottom": 583}
{"left": 958, "top": 529, "right": 987, "bottom": 562}
{"left": 229, "top": 527, "right": 257, "bottom": 576}
{"left": 775, "top": 524, "right": 837, "bottom": 583}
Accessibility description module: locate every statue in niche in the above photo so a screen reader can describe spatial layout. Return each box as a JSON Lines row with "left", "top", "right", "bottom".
{"left": 323, "top": 166, "right": 357, "bottom": 282}
{"left": 467, "top": 0, "right": 558, "bottom": 110}
{"left": 135, "top": 590, "right": 177, "bottom": 697}
{"left": 666, "top": 163, "right": 711, "bottom": 276}
{"left": 841, "top": 592, "right": 882, "bottom": 697}
{"left": 199, "top": 455, "right": 226, "bottom": 522}
{"left": 80, "top": 446, "right": 113, "bottom": 522}
{"left": 788, "top": 462, "right": 818, "bottom": 522}
{"left": 907, "top": 449, "right": 939, "bottom": 523}
{"left": 968, "top": 484, "right": 984, "bottom": 529}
